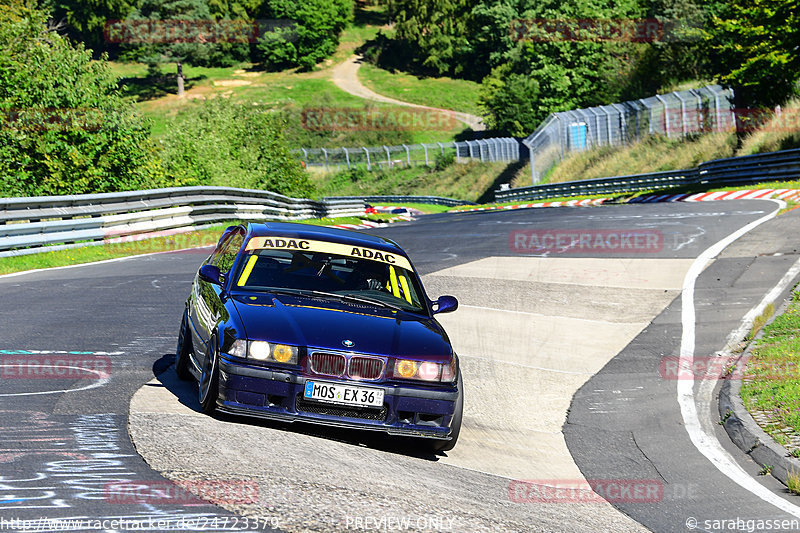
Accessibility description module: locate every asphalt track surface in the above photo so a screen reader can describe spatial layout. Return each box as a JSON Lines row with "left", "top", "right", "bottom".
{"left": 2, "top": 201, "right": 800, "bottom": 532}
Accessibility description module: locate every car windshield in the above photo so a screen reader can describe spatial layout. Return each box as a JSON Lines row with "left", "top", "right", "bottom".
{"left": 233, "top": 237, "right": 427, "bottom": 313}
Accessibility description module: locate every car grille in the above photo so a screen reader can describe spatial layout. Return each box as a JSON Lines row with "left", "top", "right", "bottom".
{"left": 296, "top": 395, "right": 388, "bottom": 421}
{"left": 309, "top": 352, "right": 346, "bottom": 376}
{"left": 309, "top": 352, "right": 385, "bottom": 380}
{"left": 348, "top": 356, "right": 384, "bottom": 380}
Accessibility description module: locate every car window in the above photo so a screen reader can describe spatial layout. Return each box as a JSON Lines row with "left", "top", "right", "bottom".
{"left": 211, "top": 231, "right": 244, "bottom": 274}
{"left": 233, "top": 244, "right": 425, "bottom": 313}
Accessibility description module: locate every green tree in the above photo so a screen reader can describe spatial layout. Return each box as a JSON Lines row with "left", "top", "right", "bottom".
{"left": 385, "top": 0, "right": 471, "bottom": 76}
{"left": 0, "top": 1, "right": 165, "bottom": 197}
{"left": 49, "top": 0, "right": 137, "bottom": 54}
{"left": 709, "top": 0, "right": 799, "bottom": 108}
{"left": 256, "top": 0, "right": 352, "bottom": 70}
{"left": 465, "top": 0, "right": 519, "bottom": 80}
{"left": 479, "top": 0, "right": 644, "bottom": 135}
{"left": 117, "top": 0, "right": 251, "bottom": 94}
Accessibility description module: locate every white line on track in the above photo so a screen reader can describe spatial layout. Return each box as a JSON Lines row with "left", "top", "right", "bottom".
{"left": 678, "top": 199, "right": 800, "bottom": 517}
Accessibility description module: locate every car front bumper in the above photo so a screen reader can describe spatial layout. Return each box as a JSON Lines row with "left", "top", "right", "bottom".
{"left": 217, "top": 356, "right": 459, "bottom": 440}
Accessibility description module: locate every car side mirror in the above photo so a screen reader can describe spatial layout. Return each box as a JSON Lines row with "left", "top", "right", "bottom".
{"left": 199, "top": 264, "right": 224, "bottom": 286}
{"left": 433, "top": 295, "right": 458, "bottom": 314}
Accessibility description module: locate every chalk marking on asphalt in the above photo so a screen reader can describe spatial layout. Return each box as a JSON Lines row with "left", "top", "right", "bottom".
{"left": 678, "top": 199, "right": 800, "bottom": 517}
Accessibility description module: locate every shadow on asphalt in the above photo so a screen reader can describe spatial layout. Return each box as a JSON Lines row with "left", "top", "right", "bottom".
{"left": 149, "top": 353, "right": 444, "bottom": 461}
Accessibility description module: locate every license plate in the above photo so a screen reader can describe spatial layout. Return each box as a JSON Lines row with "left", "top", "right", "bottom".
{"left": 303, "top": 380, "right": 384, "bottom": 408}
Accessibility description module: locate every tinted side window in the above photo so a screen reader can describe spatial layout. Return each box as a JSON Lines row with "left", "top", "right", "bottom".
{"left": 214, "top": 232, "right": 244, "bottom": 274}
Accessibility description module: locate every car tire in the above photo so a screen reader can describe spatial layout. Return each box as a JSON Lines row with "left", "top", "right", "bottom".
{"left": 198, "top": 337, "right": 220, "bottom": 415}
{"left": 430, "top": 370, "right": 463, "bottom": 453}
{"left": 175, "top": 311, "right": 193, "bottom": 381}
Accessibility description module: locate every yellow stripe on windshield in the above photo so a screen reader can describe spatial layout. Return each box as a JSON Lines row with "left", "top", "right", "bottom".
{"left": 398, "top": 274, "right": 412, "bottom": 304}
{"left": 237, "top": 255, "right": 258, "bottom": 286}
{"left": 388, "top": 266, "right": 401, "bottom": 299}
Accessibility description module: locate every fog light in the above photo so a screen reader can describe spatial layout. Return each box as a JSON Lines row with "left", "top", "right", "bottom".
{"left": 395, "top": 359, "right": 418, "bottom": 378}
{"left": 272, "top": 344, "right": 296, "bottom": 363}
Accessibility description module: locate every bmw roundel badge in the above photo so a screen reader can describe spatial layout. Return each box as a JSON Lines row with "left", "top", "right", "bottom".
{"left": 342, "top": 339, "right": 354, "bottom": 348}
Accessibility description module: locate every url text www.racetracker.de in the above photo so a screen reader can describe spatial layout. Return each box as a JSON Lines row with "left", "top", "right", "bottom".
{"left": 685, "top": 516, "right": 800, "bottom": 532}
{"left": 0, "top": 515, "right": 280, "bottom": 531}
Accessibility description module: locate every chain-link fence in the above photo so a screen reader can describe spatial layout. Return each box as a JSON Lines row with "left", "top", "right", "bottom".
{"left": 523, "top": 85, "right": 735, "bottom": 184}
{"left": 293, "top": 138, "right": 520, "bottom": 171}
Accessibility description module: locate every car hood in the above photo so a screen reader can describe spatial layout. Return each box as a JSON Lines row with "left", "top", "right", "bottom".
{"left": 231, "top": 293, "right": 453, "bottom": 360}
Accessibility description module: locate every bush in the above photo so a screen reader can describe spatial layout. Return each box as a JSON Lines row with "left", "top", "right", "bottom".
{"left": 434, "top": 151, "right": 455, "bottom": 171}
{"left": 0, "top": 2, "right": 165, "bottom": 197}
{"left": 255, "top": 0, "right": 353, "bottom": 70}
{"left": 157, "top": 98, "right": 315, "bottom": 198}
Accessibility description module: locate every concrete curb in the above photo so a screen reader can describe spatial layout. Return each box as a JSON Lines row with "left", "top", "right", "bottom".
{"left": 718, "top": 295, "right": 800, "bottom": 488}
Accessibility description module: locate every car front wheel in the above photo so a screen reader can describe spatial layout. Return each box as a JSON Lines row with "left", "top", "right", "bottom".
{"left": 198, "top": 337, "right": 220, "bottom": 415}
{"left": 175, "top": 310, "right": 193, "bottom": 381}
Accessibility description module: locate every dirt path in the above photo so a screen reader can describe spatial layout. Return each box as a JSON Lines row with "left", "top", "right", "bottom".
{"left": 331, "top": 54, "right": 486, "bottom": 131}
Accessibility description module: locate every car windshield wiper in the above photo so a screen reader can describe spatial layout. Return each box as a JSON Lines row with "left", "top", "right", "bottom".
{"left": 262, "top": 288, "right": 409, "bottom": 312}
{"left": 302, "top": 290, "right": 407, "bottom": 311}
{"left": 263, "top": 287, "right": 308, "bottom": 297}
{"left": 341, "top": 293, "right": 407, "bottom": 311}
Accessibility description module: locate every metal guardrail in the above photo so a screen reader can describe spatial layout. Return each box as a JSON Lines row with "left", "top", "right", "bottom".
{"left": 0, "top": 187, "right": 366, "bottom": 257}
{"left": 322, "top": 195, "right": 470, "bottom": 207}
{"left": 495, "top": 148, "right": 800, "bottom": 202}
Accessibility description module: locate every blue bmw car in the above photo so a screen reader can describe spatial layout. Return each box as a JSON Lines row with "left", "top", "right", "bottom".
{"left": 175, "top": 222, "right": 463, "bottom": 451}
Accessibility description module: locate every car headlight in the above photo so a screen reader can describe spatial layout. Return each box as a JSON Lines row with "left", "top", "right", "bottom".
{"left": 249, "top": 340, "right": 271, "bottom": 361}
{"left": 248, "top": 341, "right": 298, "bottom": 365}
{"left": 391, "top": 357, "right": 457, "bottom": 382}
{"left": 228, "top": 339, "right": 247, "bottom": 358}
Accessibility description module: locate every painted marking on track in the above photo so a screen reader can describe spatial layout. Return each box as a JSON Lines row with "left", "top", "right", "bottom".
{"left": 678, "top": 198, "right": 800, "bottom": 518}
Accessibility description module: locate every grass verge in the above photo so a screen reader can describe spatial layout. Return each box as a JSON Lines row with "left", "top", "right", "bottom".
{"left": 310, "top": 161, "right": 512, "bottom": 203}
{"left": 358, "top": 63, "right": 482, "bottom": 117}
{"left": 740, "top": 289, "right": 800, "bottom": 453}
